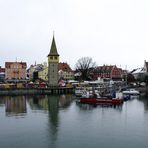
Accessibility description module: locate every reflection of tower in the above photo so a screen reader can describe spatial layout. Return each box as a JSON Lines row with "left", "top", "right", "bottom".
{"left": 47, "top": 35, "right": 59, "bottom": 86}
{"left": 33, "top": 96, "right": 39, "bottom": 104}
{"left": 5, "top": 96, "right": 27, "bottom": 116}
{"left": 48, "top": 96, "right": 59, "bottom": 147}
{"left": 0, "top": 97, "right": 5, "bottom": 106}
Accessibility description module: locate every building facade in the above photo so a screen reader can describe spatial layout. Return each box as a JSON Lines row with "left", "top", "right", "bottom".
{"left": 93, "top": 65, "right": 123, "bottom": 80}
{"left": 0, "top": 66, "right": 5, "bottom": 82}
{"left": 28, "top": 63, "right": 45, "bottom": 81}
{"left": 144, "top": 60, "right": 148, "bottom": 72}
{"left": 38, "top": 63, "right": 48, "bottom": 81}
{"left": 47, "top": 36, "right": 59, "bottom": 86}
{"left": 5, "top": 62, "right": 27, "bottom": 82}
{"left": 58, "top": 62, "right": 74, "bottom": 80}
{"left": 36, "top": 62, "right": 74, "bottom": 82}
{"left": 132, "top": 60, "right": 148, "bottom": 81}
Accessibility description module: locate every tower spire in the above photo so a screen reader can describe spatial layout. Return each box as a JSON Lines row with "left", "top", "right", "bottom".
{"left": 47, "top": 34, "right": 60, "bottom": 86}
{"left": 48, "top": 35, "right": 59, "bottom": 56}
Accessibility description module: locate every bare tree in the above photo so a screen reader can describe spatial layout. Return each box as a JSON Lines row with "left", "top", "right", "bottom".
{"left": 75, "top": 57, "right": 96, "bottom": 80}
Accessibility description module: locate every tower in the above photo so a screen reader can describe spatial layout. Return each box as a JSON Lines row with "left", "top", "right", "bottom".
{"left": 47, "top": 36, "right": 59, "bottom": 86}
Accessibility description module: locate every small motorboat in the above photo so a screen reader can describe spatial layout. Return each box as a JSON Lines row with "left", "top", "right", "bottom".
{"left": 122, "top": 89, "right": 140, "bottom": 95}
{"left": 76, "top": 89, "right": 123, "bottom": 105}
{"left": 75, "top": 87, "right": 85, "bottom": 97}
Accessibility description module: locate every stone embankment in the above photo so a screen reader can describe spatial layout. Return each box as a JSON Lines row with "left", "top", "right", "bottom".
{"left": 0, "top": 87, "right": 74, "bottom": 96}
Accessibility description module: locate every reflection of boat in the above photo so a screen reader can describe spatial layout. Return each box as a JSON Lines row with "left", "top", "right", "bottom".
{"left": 78, "top": 97, "right": 123, "bottom": 105}
{"left": 122, "top": 89, "right": 140, "bottom": 95}
{"left": 76, "top": 101, "right": 123, "bottom": 111}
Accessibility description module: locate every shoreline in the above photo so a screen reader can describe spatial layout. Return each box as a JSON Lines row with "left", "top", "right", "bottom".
{"left": 0, "top": 86, "right": 148, "bottom": 96}
{"left": 0, "top": 87, "right": 74, "bottom": 96}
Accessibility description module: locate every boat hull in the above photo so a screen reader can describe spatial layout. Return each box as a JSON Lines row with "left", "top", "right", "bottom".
{"left": 79, "top": 98, "right": 123, "bottom": 105}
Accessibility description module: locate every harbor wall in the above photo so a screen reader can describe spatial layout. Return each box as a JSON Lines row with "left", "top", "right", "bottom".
{"left": 0, "top": 87, "right": 74, "bottom": 96}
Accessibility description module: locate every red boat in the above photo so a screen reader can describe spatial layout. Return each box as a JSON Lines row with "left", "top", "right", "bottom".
{"left": 79, "top": 97, "right": 123, "bottom": 105}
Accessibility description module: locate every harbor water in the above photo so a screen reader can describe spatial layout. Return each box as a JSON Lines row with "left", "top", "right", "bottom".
{"left": 0, "top": 94, "right": 148, "bottom": 148}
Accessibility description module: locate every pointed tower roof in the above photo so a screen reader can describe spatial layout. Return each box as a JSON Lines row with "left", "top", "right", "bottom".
{"left": 48, "top": 36, "right": 59, "bottom": 56}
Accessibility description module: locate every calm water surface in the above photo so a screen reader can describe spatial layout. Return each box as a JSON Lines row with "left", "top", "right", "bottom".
{"left": 0, "top": 94, "right": 148, "bottom": 148}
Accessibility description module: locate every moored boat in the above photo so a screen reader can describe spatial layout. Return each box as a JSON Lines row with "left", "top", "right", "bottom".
{"left": 79, "top": 97, "right": 123, "bottom": 105}
{"left": 75, "top": 87, "right": 85, "bottom": 97}
{"left": 122, "top": 88, "right": 140, "bottom": 95}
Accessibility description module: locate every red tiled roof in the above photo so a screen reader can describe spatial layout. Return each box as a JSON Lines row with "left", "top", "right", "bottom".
{"left": 96, "top": 65, "right": 115, "bottom": 73}
{"left": 58, "top": 62, "right": 72, "bottom": 72}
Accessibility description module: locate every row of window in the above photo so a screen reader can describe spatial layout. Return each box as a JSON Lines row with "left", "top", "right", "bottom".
{"left": 6, "top": 65, "right": 24, "bottom": 68}
{"left": 6, "top": 70, "right": 26, "bottom": 73}
{"left": 5, "top": 77, "right": 26, "bottom": 79}
{"left": 59, "top": 75, "right": 74, "bottom": 78}
{"left": 96, "top": 71, "right": 121, "bottom": 75}
{"left": 6, "top": 73, "right": 26, "bottom": 75}
{"left": 50, "top": 56, "right": 58, "bottom": 60}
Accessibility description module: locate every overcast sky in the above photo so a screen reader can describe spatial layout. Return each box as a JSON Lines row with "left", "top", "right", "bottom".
{"left": 0, "top": 0, "right": 148, "bottom": 70}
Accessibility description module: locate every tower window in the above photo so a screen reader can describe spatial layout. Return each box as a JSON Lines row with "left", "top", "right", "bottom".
{"left": 54, "top": 56, "right": 57, "bottom": 60}
{"left": 50, "top": 56, "right": 53, "bottom": 59}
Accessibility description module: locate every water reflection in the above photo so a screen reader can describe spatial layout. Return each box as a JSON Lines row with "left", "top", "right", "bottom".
{"left": 27, "top": 95, "right": 49, "bottom": 111}
{"left": 59, "top": 94, "right": 74, "bottom": 108}
{"left": 47, "top": 95, "right": 59, "bottom": 147}
{"left": 1, "top": 94, "right": 148, "bottom": 148}
{"left": 0, "top": 97, "right": 5, "bottom": 106}
{"left": 26, "top": 94, "right": 74, "bottom": 111}
{"left": 0, "top": 95, "right": 74, "bottom": 148}
{"left": 138, "top": 93, "right": 148, "bottom": 110}
{"left": 5, "top": 96, "right": 27, "bottom": 116}
{"left": 76, "top": 101, "right": 123, "bottom": 111}
{"left": 47, "top": 94, "right": 74, "bottom": 147}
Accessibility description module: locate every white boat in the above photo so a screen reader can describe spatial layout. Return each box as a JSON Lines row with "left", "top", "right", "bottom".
{"left": 122, "top": 88, "right": 140, "bottom": 95}
{"left": 75, "top": 87, "right": 92, "bottom": 97}
{"left": 75, "top": 87, "right": 84, "bottom": 97}
{"left": 75, "top": 86, "right": 98, "bottom": 97}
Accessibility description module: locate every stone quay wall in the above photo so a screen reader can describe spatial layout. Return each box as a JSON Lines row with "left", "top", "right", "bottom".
{"left": 0, "top": 87, "right": 74, "bottom": 96}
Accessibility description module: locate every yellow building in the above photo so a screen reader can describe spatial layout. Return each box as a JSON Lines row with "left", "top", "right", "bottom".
{"left": 38, "top": 63, "right": 48, "bottom": 81}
